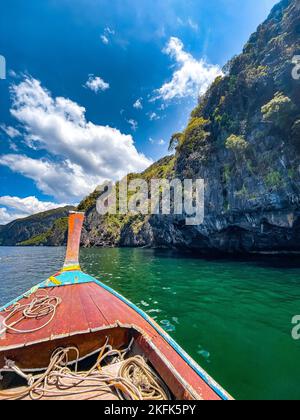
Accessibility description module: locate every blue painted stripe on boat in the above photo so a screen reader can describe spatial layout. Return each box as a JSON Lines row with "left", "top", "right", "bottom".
{"left": 92, "top": 278, "right": 230, "bottom": 401}
{"left": 42, "top": 270, "right": 94, "bottom": 287}
{"left": 0, "top": 272, "right": 92, "bottom": 311}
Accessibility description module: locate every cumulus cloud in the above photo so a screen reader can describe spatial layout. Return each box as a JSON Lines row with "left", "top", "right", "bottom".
{"left": 0, "top": 195, "right": 65, "bottom": 214}
{"left": 0, "top": 208, "right": 24, "bottom": 225}
{"left": 0, "top": 155, "right": 101, "bottom": 202}
{"left": 154, "top": 37, "right": 223, "bottom": 101}
{"left": 0, "top": 77, "right": 152, "bottom": 202}
{"left": 0, "top": 196, "right": 66, "bottom": 225}
{"left": 85, "top": 75, "right": 110, "bottom": 93}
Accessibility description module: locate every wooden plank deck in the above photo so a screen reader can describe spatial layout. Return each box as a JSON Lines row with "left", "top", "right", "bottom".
{"left": 0, "top": 281, "right": 222, "bottom": 400}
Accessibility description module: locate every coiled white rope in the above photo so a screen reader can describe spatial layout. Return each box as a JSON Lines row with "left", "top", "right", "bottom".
{"left": 0, "top": 294, "right": 61, "bottom": 336}
{"left": 0, "top": 339, "right": 171, "bottom": 401}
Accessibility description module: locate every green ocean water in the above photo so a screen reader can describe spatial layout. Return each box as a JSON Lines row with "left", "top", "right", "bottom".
{"left": 1, "top": 246, "right": 300, "bottom": 400}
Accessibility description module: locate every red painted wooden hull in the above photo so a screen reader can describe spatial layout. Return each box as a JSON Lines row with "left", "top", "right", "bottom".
{"left": 0, "top": 214, "right": 232, "bottom": 400}
{"left": 0, "top": 281, "right": 230, "bottom": 400}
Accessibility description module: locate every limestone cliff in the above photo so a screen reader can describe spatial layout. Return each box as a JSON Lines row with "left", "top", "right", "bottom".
{"left": 8, "top": 0, "right": 300, "bottom": 255}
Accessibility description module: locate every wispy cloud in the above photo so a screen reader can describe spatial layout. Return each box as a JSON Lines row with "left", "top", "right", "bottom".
{"left": 133, "top": 98, "right": 143, "bottom": 110}
{"left": 177, "top": 17, "right": 199, "bottom": 32}
{"left": 148, "top": 112, "right": 160, "bottom": 121}
{"left": 100, "top": 35, "right": 109, "bottom": 45}
{"left": 85, "top": 75, "right": 110, "bottom": 93}
{"left": 187, "top": 18, "right": 199, "bottom": 32}
{"left": 153, "top": 37, "right": 223, "bottom": 102}
{"left": 149, "top": 138, "right": 165, "bottom": 146}
{"left": 100, "top": 27, "right": 115, "bottom": 45}
{"left": 0, "top": 125, "right": 21, "bottom": 138}
{"left": 127, "top": 119, "right": 138, "bottom": 131}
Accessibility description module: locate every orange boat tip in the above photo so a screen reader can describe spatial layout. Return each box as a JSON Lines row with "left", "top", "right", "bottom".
{"left": 63, "top": 213, "right": 85, "bottom": 269}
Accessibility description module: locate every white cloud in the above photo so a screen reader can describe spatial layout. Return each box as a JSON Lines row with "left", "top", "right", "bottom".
{"left": 127, "top": 119, "right": 138, "bottom": 131}
{"left": 154, "top": 37, "right": 223, "bottom": 102}
{"left": 85, "top": 75, "right": 110, "bottom": 93}
{"left": 148, "top": 112, "right": 160, "bottom": 121}
{"left": 158, "top": 103, "right": 167, "bottom": 111}
{"left": 101, "top": 35, "right": 109, "bottom": 45}
{"left": 0, "top": 208, "right": 24, "bottom": 225}
{"left": 105, "top": 27, "right": 115, "bottom": 35}
{"left": 149, "top": 138, "right": 165, "bottom": 147}
{"left": 133, "top": 98, "right": 143, "bottom": 110}
{"left": 0, "top": 155, "right": 101, "bottom": 202}
{"left": 100, "top": 27, "right": 115, "bottom": 45}
{"left": 177, "top": 18, "right": 199, "bottom": 32}
{"left": 8, "top": 141, "right": 19, "bottom": 152}
{"left": 187, "top": 19, "right": 199, "bottom": 32}
{"left": 0, "top": 196, "right": 65, "bottom": 215}
{"left": 9, "top": 70, "right": 17, "bottom": 78}
{"left": 0, "top": 125, "right": 21, "bottom": 138}
{"left": 0, "top": 76, "right": 152, "bottom": 202}
{"left": 0, "top": 196, "right": 66, "bottom": 225}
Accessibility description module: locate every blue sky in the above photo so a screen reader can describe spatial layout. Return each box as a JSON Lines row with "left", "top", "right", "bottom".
{"left": 0, "top": 0, "right": 278, "bottom": 223}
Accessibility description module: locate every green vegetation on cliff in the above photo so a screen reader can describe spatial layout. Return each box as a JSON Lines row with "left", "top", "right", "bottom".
{"left": 19, "top": 217, "right": 69, "bottom": 246}
{"left": 0, "top": 207, "right": 74, "bottom": 246}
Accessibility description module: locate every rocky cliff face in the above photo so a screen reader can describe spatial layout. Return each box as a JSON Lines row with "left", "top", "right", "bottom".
{"left": 164, "top": 0, "right": 300, "bottom": 254}
{"left": 9, "top": 0, "right": 300, "bottom": 255}
{"left": 0, "top": 206, "right": 74, "bottom": 246}
{"left": 70, "top": 0, "right": 300, "bottom": 254}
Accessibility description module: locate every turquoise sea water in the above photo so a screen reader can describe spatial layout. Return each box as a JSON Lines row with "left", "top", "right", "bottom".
{"left": 0, "top": 246, "right": 300, "bottom": 400}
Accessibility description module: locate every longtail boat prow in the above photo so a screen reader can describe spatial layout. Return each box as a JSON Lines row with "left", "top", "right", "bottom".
{"left": 0, "top": 212, "right": 233, "bottom": 401}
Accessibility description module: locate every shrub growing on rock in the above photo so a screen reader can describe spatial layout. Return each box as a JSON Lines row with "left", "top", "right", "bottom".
{"left": 169, "top": 118, "right": 211, "bottom": 156}
{"left": 225, "top": 134, "right": 248, "bottom": 153}
{"left": 265, "top": 170, "right": 283, "bottom": 190}
{"left": 168, "top": 132, "right": 183, "bottom": 151}
{"left": 261, "top": 92, "right": 296, "bottom": 129}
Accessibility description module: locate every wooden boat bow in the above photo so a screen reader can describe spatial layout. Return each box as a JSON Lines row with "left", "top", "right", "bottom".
{"left": 63, "top": 211, "right": 85, "bottom": 272}
{"left": 0, "top": 212, "right": 233, "bottom": 401}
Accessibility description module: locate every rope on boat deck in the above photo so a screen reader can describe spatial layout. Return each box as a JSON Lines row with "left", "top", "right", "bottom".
{"left": 0, "top": 338, "right": 171, "bottom": 401}
{"left": 0, "top": 294, "right": 61, "bottom": 336}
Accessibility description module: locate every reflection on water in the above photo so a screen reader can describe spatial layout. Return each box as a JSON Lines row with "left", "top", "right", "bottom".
{"left": 1, "top": 246, "right": 300, "bottom": 400}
